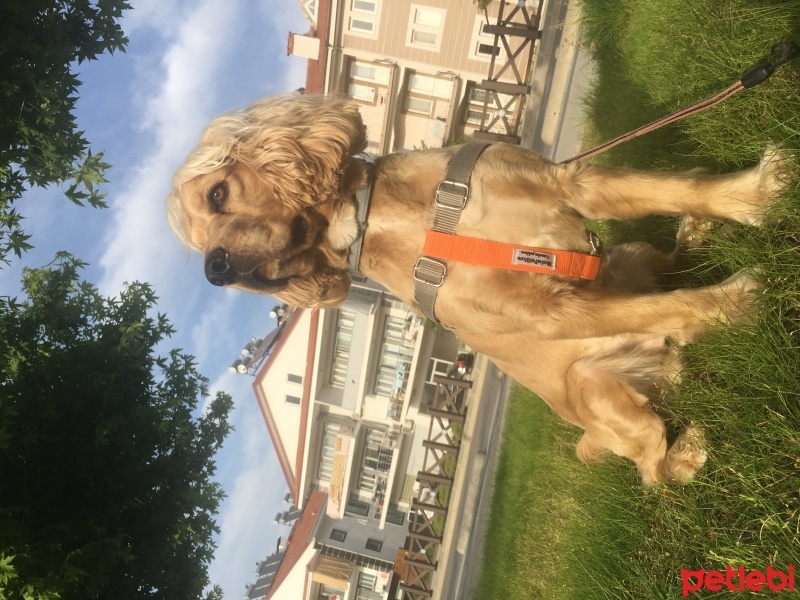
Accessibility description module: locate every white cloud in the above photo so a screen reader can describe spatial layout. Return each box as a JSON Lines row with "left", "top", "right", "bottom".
{"left": 208, "top": 391, "right": 290, "bottom": 595}
{"left": 190, "top": 288, "right": 246, "bottom": 368}
{"left": 97, "top": 0, "right": 241, "bottom": 301}
{"left": 124, "top": 0, "right": 184, "bottom": 36}
{"left": 209, "top": 453, "right": 287, "bottom": 594}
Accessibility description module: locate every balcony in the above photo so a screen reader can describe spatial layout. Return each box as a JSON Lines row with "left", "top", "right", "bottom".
{"left": 384, "top": 315, "right": 425, "bottom": 421}
{"left": 345, "top": 430, "right": 400, "bottom": 528}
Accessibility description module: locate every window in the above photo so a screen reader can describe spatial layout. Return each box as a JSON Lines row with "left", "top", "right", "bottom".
{"left": 352, "top": 0, "right": 376, "bottom": 12}
{"left": 470, "top": 15, "right": 505, "bottom": 62}
{"left": 318, "top": 422, "right": 340, "bottom": 482}
{"left": 356, "top": 572, "right": 382, "bottom": 600}
{"left": 288, "top": 373, "right": 302, "bottom": 384}
{"left": 365, "top": 538, "right": 383, "bottom": 552}
{"left": 347, "top": 0, "right": 378, "bottom": 37}
{"left": 402, "top": 71, "right": 453, "bottom": 118}
{"left": 349, "top": 82, "right": 376, "bottom": 103}
{"left": 462, "top": 85, "right": 516, "bottom": 127}
{"left": 477, "top": 42, "right": 500, "bottom": 58}
{"left": 386, "top": 505, "right": 406, "bottom": 526}
{"left": 349, "top": 17, "right": 375, "bottom": 34}
{"left": 348, "top": 60, "right": 390, "bottom": 109}
{"left": 408, "top": 73, "right": 453, "bottom": 100}
{"left": 464, "top": 87, "right": 488, "bottom": 125}
{"left": 407, "top": 5, "right": 445, "bottom": 51}
{"left": 345, "top": 493, "right": 370, "bottom": 522}
{"left": 373, "top": 315, "right": 413, "bottom": 397}
{"left": 318, "top": 584, "right": 346, "bottom": 600}
{"left": 285, "top": 395, "right": 301, "bottom": 405}
{"left": 330, "top": 528, "right": 347, "bottom": 542}
{"left": 351, "top": 62, "right": 377, "bottom": 80}
{"left": 405, "top": 96, "right": 433, "bottom": 115}
{"left": 330, "top": 308, "right": 355, "bottom": 389}
{"left": 357, "top": 428, "right": 391, "bottom": 493}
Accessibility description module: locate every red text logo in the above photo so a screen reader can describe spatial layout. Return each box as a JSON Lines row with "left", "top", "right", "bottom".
{"left": 681, "top": 565, "right": 795, "bottom": 596}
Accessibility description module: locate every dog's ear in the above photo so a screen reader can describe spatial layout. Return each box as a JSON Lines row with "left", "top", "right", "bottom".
{"left": 234, "top": 94, "right": 368, "bottom": 210}
{"left": 276, "top": 266, "right": 352, "bottom": 309}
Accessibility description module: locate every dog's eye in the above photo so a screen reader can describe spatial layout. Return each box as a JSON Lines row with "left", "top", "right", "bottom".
{"left": 208, "top": 182, "right": 228, "bottom": 212}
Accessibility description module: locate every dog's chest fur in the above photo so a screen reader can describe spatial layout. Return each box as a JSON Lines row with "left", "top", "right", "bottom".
{"left": 335, "top": 146, "right": 596, "bottom": 305}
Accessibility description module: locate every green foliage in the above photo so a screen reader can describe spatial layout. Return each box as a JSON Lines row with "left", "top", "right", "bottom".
{"left": 204, "top": 585, "right": 225, "bottom": 600}
{"left": 0, "top": 0, "right": 130, "bottom": 263}
{"left": 0, "top": 253, "right": 233, "bottom": 599}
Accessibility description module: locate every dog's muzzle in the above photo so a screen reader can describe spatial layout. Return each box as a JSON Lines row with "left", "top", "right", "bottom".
{"left": 205, "top": 248, "right": 235, "bottom": 287}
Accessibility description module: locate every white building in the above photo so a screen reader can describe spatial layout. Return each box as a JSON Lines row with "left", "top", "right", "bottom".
{"left": 247, "top": 282, "right": 459, "bottom": 599}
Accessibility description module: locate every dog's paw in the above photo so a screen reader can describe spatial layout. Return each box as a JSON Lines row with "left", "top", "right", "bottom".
{"left": 754, "top": 144, "right": 793, "bottom": 225}
{"left": 575, "top": 433, "right": 606, "bottom": 465}
{"left": 675, "top": 215, "right": 713, "bottom": 250}
{"left": 717, "top": 269, "right": 761, "bottom": 325}
{"left": 666, "top": 425, "right": 707, "bottom": 482}
{"left": 327, "top": 202, "right": 360, "bottom": 250}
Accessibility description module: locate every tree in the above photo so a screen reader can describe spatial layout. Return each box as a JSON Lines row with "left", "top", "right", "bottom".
{"left": 0, "top": 0, "right": 130, "bottom": 261}
{"left": 0, "top": 253, "right": 233, "bottom": 599}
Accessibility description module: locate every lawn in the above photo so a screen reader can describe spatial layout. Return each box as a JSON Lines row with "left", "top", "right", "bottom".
{"left": 473, "top": 1, "right": 800, "bottom": 598}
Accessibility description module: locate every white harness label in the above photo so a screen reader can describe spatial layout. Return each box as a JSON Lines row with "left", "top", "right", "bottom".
{"left": 511, "top": 248, "right": 557, "bottom": 270}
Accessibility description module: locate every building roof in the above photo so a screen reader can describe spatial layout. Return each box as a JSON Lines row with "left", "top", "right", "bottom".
{"left": 305, "top": 0, "right": 328, "bottom": 94}
{"left": 285, "top": 0, "right": 329, "bottom": 93}
{"left": 252, "top": 309, "right": 320, "bottom": 506}
{"left": 263, "top": 490, "right": 327, "bottom": 600}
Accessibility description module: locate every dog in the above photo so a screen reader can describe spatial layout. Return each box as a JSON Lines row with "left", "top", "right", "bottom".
{"left": 166, "top": 93, "right": 788, "bottom": 484}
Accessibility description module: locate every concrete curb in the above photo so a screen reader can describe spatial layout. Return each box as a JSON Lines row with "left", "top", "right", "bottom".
{"left": 521, "top": 0, "right": 589, "bottom": 161}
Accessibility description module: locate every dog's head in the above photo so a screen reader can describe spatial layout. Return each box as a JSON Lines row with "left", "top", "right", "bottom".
{"left": 166, "top": 94, "right": 368, "bottom": 308}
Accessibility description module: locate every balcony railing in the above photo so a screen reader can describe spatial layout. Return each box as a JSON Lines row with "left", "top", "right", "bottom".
{"left": 386, "top": 315, "right": 425, "bottom": 420}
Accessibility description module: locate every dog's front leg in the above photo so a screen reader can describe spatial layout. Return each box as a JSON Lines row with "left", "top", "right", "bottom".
{"left": 564, "top": 147, "right": 788, "bottom": 225}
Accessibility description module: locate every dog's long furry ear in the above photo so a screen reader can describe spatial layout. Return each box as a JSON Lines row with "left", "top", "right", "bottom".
{"left": 276, "top": 266, "right": 352, "bottom": 309}
{"left": 218, "top": 94, "right": 368, "bottom": 210}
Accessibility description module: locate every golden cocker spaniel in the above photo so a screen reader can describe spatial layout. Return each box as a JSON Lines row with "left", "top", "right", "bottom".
{"left": 167, "top": 94, "right": 788, "bottom": 484}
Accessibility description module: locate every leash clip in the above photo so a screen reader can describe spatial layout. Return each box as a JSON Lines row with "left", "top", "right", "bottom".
{"left": 741, "top": 39, "right": 800, "bottom": 89}
{"left": 588, "top": 230, "right": 603, "bottom": 257}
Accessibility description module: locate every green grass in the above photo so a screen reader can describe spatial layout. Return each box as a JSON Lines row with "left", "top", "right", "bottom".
{"left": 473, "top": 1, "right": 800, "bottom": 598}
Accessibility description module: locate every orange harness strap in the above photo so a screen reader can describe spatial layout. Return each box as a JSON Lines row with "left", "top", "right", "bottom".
{"left": 424, "top": 230, "right": 603, "bottom": 280}
{"left": 413, "top": 143, "right": 605, "bottom": 324}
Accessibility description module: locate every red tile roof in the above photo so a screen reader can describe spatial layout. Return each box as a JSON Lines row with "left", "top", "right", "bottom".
{"left": 285, "top": 0, "right": 330, "bottom": 94}
{"left": 264, "top": 490, "right": 327, "bottom": 599}
{"left": 252, "top": 309, "right": 319, "bottom": 506}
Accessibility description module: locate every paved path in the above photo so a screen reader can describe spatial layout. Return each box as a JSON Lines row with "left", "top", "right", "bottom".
{"left": 521, "top": 0, "right": 596, "bottom": 162}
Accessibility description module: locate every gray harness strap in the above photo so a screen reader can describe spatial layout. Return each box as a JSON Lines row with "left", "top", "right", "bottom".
{"left": 413, "top": 143, "right": 489, "bottom": 323}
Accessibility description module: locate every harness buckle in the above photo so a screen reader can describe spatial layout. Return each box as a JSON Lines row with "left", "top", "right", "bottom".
{"left": 588, "top": 230, "right": 603, "bottom": 256}
{"left": 414, "top": 256, "right": 448, "bottom": 288}
{"left": 435, "top": 180, "right": 470, "bottom": 211}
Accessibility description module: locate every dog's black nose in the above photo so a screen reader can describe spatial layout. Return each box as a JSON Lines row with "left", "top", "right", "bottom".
{"left": 205, "top": 248, "right": 235, "bottom": 286}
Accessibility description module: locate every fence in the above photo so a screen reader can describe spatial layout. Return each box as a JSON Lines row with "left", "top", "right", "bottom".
{"left": 472, "top": 0, "right": 546, "bottom": 145}
{"left": 397, "top": 376, "right": 472, "bottom": 599}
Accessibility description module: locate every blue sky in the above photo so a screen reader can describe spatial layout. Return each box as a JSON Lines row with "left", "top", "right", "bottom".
{"left": 2, "top": 1, "right": 310, "bottom": 596}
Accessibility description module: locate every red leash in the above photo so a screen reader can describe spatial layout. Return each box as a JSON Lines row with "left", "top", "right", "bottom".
{"left": 561, "top": 40, "right": 799, "bottom": 165}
